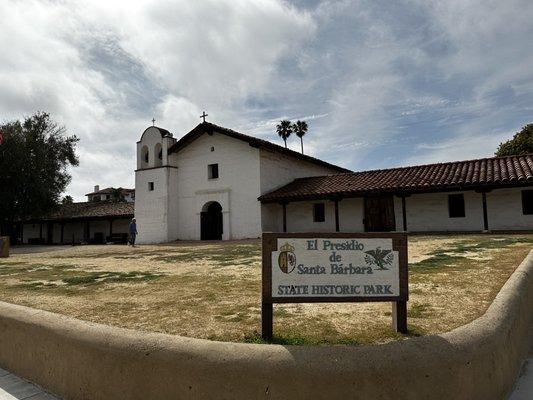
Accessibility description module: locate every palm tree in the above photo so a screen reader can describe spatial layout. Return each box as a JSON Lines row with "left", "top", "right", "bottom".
{"left": 276, "top": 120, "right": 293, "bottom": 148}
{"left": 292, "top": 120, "right": 308, "bottom": 154}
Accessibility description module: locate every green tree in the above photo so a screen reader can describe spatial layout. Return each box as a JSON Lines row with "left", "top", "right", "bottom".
{"left": 292, "top": 120, "right": 308, "bottom": 154}
{"left": 496, "top": 124, "right": 533, "bottom": 156}
{"left": 276, "top": 120, "right": 292, "bottom": 148}
{"left": 0, "top": 112, "right": 79, "bottom": 238}
{"left": 110, "top": 187, "right": 126, "bottom": 203}
{"left": 61, "top": 195, "right": 74, "bottom": 205}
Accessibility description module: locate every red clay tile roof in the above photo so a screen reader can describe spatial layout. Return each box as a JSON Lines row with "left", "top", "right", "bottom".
{"left": 168, "top": 122, "right": 351, "bottom": 173}
{"left": 259, "top": 154, "right": 533, "bottom": 203}
{"left": 33, "top": 202, "right": 134, "bottom": 221}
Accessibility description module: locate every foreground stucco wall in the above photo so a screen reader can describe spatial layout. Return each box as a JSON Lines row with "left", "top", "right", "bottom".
{"left": 0, "top": 251, "right": 532, "bottom": 400}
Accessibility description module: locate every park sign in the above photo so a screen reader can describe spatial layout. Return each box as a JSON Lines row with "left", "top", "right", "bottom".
{"left": 261, "top": 232, "right": 408, "bottom": 340}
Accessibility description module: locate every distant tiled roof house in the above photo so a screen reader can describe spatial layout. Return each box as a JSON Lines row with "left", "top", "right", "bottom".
{"left": 21, "top": 200, "right": 134, "bottom": 245}
{"left": 37, "top": 202, "right": 134, "bottom": 221}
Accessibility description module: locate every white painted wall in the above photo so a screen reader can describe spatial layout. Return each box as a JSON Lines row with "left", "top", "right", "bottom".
{"left": 285, "top": 200, "right": 336, "bottom": 232}
{"left": 339, "top": 198, "right": 365, "bottom": 231}
{"left": 487, "top": 187, "right": 533, "bottom": 230}
{"left": 135, "top": 167, "right": 173, "bottom": 243}
{"left": 259, "top": 149, "right": 346, "bottom": 232}
{"left": 173, "top": 132, "right": 262, "bottom": 240}
{"left": 22, "top": 223, "right": 42, "bottom": 243}
{"left": 403, "top": 191, "right": 484, "bottom": 232}
{"left": 259, "top": 149, "right": 343, "bottom": 194}
{"left": 264, "top": 198, "right": 364, "bottom": 233}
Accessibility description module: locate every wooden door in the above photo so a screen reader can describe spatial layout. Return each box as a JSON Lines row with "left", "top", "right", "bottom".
{"left": 364, "top": 196, "right": 396, "bottom": 232}
{"left": 201, "top": 202, "right": 223, "bottom": 240}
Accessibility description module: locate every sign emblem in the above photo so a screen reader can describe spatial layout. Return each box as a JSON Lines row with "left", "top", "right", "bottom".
{"left": 277, "top": 242, "right": 296, "bottom": 274}
{"left": 364, "top": 247, "right": 394, "bottom": 270}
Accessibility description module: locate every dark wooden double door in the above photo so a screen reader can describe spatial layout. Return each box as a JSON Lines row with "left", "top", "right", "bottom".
{"left": 364, "top": 196, "right": 396, "bottom": 232}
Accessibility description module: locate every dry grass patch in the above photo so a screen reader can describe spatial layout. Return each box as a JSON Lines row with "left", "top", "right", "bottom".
{"left": 0, "top": 235, "right": 531, "bottom": 345}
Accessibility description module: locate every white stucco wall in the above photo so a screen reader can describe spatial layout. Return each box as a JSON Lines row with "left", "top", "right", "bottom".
{"left": 173, "top": 132, "right": 262, "bottom": 240}
{"left": 22, "top": 223, "right": 42, "bottom": 243}
{"left": 272, "top": 188, "right": 533, "bottom": 234}
{"left": 135, "top": 167, "right": 174, "bottom": 243}
{"left": 285, "top": 201, "right": 336, "bottom": 232}
{"left": 258, "top": 149, "right": 347, "bottom": 232}
{"left": 264, "top": 198, "right": 364, "bottom": 233}
{"left": 487, "top": 187, "right": 533, "bottom": 230}
{"left": 259, "top": 149, "right": 344, "bottom": 194}
{"left": 339, "top": 198, "right": 365, "bottom": 231}
{"left": 403, "top": 191, "right": 483, "bottom": 232}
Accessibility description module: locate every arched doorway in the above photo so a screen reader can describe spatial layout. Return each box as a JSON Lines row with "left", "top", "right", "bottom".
{"left": 201, "top": 202, "right": 223, "bottom": 240}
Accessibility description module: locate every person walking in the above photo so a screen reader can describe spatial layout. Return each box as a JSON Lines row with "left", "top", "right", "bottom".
{"left": 129, "top": 218, "right": 138, "bottom": 247}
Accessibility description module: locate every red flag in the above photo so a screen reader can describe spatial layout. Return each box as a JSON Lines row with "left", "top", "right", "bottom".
{"left": 0, "top": 130, "right": 4, "bottom": 145}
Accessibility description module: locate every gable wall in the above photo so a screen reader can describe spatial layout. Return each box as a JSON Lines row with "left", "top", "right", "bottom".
{"left": 173, "top": 132, "right": 262, "bottom": 240}
{"left": 259, "top": 149, "right": 345, "bottom": 232}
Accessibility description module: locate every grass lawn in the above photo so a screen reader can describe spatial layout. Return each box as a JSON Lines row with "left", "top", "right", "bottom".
{"left": 1, "top": 234, "right": 532, "bottom": 345}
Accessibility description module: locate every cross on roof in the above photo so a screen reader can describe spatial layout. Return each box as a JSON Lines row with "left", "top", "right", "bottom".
{"left": 152, "top": 118, "right": 156, "bottom": 126}
{"left": 200, "top": 111, "right": 208, "bottom": 123}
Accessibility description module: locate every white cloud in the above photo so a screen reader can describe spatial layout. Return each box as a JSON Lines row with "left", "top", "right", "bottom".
{"left": 1, "top": 0, "right": 533, "bottom": 200}
{"left": 0, "top": 0, "right": 315, "bottom": 200}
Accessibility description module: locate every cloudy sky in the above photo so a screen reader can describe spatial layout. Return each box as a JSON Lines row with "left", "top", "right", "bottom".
{"left": 1, "top": 0, "right": 533, "bottom": 200}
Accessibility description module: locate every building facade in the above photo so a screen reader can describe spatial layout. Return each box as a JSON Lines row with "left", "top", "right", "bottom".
{"left": 20, "top": 201, "right": 134, "bottom": 245}
{"left": 135, "top": 122, "right": 533, "bottom": 244}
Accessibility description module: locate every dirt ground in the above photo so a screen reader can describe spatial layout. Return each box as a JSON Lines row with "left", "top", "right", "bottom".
{"left": 1, "top": 234, "right": 532, "bottom": 345}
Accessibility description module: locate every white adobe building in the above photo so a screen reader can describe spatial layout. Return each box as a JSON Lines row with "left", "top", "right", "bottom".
{"left": 135, "top": 122, "right": 347, "bottom": 243}
{"left": 135, "top": 122, "right": 533, "bottom": 244}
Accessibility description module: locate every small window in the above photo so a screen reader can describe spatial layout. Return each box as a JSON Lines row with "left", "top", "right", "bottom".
{"left": 148, "top": 182, "right": 154, "bottom": 191}
{"left": 105, "top": 194, "right": 110, "bottom": 200}
{"left": 313, "top": 203, "right": 325, "bottom": 222}
{"left": 522, "top": 190, "right": 533, "bottom": 215}
{"left": 448, "top": 194, "right": 465, "bottom": 218}
{"left": 208, "top": 163, "right": 219, "bottom": 179}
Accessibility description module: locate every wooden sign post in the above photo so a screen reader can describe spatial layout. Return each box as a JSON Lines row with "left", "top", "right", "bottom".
{"left": 262, "top": 232, "right": 408, "bottom": 341}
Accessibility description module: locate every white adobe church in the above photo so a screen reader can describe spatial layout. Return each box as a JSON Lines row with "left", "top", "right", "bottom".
{"left": 135, "top": 121, "right": 533, "bottom": 244}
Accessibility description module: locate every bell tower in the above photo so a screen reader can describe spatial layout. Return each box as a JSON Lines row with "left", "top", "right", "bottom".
{"left": 134, "top": 125, "right": 178, "bottom": 243}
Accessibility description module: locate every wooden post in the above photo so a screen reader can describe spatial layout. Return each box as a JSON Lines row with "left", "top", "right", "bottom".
{"left": 20, "top": 223, "right": 24, "bottom": 244}
{"left": 482, "top": 191, "right": 489, "bottom": 231}
{"left": 401, "top": 196, "right": 407, "bottom": 232}
{"left": 334, "top": 199, "right": 340, "bottom": 232}
{"left": 261, "top": 302, "right": 273, "bottom": 341}
{"left": 60, "top": 223, "right": 64, "bottom": 244}
{"left": 109, "top": 219, "right": 114, "bottom": 236}
{"left": 39, "top": 223, "right": 43, "bottom": 244}
{"left": 392, "top": 301, "right": 408, "bottom": 333}
{"left": 282, "top": 203, "right": 287, "bottom": 233}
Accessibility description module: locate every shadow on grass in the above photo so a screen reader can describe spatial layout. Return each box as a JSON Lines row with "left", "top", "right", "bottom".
{"left": 242, "top": 324, "right": 425, "bottom": 346}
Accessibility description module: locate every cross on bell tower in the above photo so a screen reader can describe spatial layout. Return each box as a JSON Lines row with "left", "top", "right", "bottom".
{"left": 200, "top": 111, "right": 208, "bottom": 123}
{"left": 152, "top": 117, "right": 156, "bottom": 126}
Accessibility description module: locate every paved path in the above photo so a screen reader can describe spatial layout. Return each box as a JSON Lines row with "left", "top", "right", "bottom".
{"left": 0, "top": 367, "right": 58, "bottom": 400}
{"left": 510, "top": 358, "right": 533, "bottom": 400}
{"left": 509, "top": 322, "right": 533, "bottom": 399}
